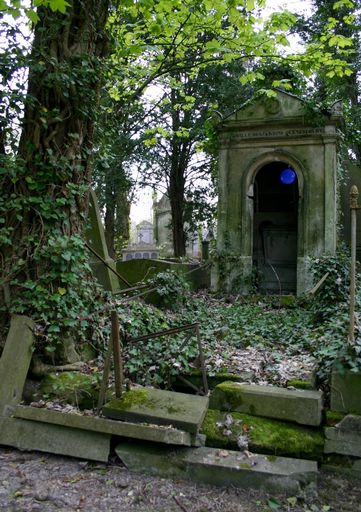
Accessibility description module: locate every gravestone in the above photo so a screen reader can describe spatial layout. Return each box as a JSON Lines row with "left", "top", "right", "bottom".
{"left": 0, "top": 315, "right": 34, "bottom": 418}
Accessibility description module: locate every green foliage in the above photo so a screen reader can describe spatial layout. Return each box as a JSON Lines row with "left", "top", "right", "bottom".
{"left": 308, "top": 252, "right": 361, "bottom": 379}
{"left": 40, "top": 371, "right": 100, "bottom": 409}
{"left": 309, "top": 251, "right": 351, "bottom": 319}
{"left": 0, "top": 1, "right": 110, "bottom": 353}
{"left": 146, "top": 270, "right": 190, "bottom": 309}
{"left": 117, "top": 300, "right": 198, "bottom": 387}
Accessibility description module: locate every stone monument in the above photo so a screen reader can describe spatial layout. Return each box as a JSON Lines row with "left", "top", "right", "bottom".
{"left": 212, "top": 90, "right": 342, "bottom": 294}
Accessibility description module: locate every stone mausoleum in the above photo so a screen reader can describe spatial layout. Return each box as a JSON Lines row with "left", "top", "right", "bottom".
{"left": 212, "top": 90, "right": 343, "bottom": 295}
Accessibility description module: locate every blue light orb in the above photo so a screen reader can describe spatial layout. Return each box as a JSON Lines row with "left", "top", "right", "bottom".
{"left": 280, "top": 167, "right": 296, "bottom": 185}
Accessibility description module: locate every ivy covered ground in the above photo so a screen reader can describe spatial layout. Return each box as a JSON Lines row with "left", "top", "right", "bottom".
{"left": 119, "top": 292, "right": 318, "bottom": 389}
{"left": 111, "top": 253, "right": 361, "bottom": 396}
{"left": 32, "top": 252, "right": 361, "bottom": 409}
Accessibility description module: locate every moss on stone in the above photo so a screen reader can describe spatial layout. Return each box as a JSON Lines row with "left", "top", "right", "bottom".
{"left": 106, "top": 389, "right": 153, "bottom": 411}
{"left": 287, "top": 379, "right": 313, "bottom": 390}
{"left": 325, "top": 410, "right": 346, "bottom": 427}
{"left": 173, "top": 370, "right": 253, "bottom": 392}
{"left": 201, "top": 409, "right": 324, "bottom": 461}
{"left": 211, "top": 381, "right": 245, "bottom": 410}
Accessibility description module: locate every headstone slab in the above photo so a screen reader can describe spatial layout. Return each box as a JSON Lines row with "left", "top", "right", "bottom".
{"left": 0, "top": 315, "right": 34, "bottom": 417}
{"left": 336, "top": 414, "right": 361, "bottom": 433}
{"left": 102, "top": 387, "right": 209, "bottom": 435}
{"left": 324, "top": 426, "right": 361, "bottom": 457}
{"left": 86, "top": 189, "right": 120, "bottom": 292}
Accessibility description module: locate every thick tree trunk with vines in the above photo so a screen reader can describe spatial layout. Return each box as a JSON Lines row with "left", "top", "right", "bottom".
{"left": 0, "top": 1, "right": 109, "bottom": 341}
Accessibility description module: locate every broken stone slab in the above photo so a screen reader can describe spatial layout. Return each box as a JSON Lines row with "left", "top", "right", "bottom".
{"left": 210, "top": 381, "right": 323, "bottom": 426}
{"left": 336, "top": 414, "right": 361, "bottom": 433}
{"left": 115, "top": 442, "right": 318, "bottom": 494}
{"left": 330, "top": 368, "right": 361, "bottom": 414}
{"left": 0, "top": 315, "right": 34, "bottom": 418}
{"left": 14, "top": 405, "right": 197, "bottom": 446}
{"left": 0, "top": 417, "right": 110, "bottom": 462}
{"left": 324, "top": 426, "right": 361, "bottom": 457}
{"left": 102, "top": 387, "right": 209, "bottom": 435}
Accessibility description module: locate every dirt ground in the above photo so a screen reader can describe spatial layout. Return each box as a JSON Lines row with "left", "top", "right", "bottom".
{"left": 1, "top": 447, "right": 361, "bottom": 512}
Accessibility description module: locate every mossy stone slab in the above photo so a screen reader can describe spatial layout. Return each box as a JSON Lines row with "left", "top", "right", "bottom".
{"left": 201, "top": 409, "right": 324, "bottom": 460}
{"left": 115, "top": 442, "right": 317, "bottom": 494}
{"left": 102, "top": 387, "right": 209, "bottom": 434}
{"left": 173, "top": 370, "right": 255, "bottom": 392}
{"left": 210, "top": 381, "right": 323, "bottom": 426}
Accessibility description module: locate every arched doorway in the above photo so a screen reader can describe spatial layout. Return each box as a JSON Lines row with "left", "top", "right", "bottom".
{"left": 253, "top": 162, "right": 299, "bottom": 293}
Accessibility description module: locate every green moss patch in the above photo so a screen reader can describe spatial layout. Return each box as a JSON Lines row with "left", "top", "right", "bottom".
{"left": 40, "top": 372, "right": 100, "bottom": 409}
{"left": 325, "top": 410, "right": 346, "bottom": 427}
{"left": 105, "top": 389, "right": 153, "bottom": 411}
{"left": 287, "top": 379, "right": 314, "bottom": 390}
{"left": 201, "top": 409, "right": 324, "bottom": 461}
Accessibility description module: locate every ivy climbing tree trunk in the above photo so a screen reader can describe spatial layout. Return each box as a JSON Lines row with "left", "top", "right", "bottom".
{"left": 0, "top": 1, "right": 110, "bottom": 347}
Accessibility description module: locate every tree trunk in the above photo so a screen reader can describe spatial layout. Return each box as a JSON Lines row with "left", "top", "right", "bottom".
{"left": 0, "top": 1, "right": 109, "bottom": 327}
{"left": 104, "top": 168, "right": 131, "bottom": 260}
{"left": 168, "top": 87, "right": 187, "bottom": 258}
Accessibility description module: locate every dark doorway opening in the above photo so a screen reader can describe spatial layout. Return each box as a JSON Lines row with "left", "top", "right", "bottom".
{"left": 253, "top": 162, "right": 298, "bottom": 293}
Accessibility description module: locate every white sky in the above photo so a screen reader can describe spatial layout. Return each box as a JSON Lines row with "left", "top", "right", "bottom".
{"left": 130, "top": 0, "right": 314, "bottom": 224}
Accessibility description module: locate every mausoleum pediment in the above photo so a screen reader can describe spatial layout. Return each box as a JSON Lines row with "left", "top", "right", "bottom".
{"left": 217, "top": 90, "right": 341, "bottom": 128}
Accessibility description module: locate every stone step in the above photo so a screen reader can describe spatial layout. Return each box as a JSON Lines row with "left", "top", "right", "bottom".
{"left": 115, "top": 442, "right": 318, "bottom": 494}
{"left": 102, "top": 387, "right": 209, "bottom": 434}
{"left": 210, "top": 381, "right": 323, "bottom": 426}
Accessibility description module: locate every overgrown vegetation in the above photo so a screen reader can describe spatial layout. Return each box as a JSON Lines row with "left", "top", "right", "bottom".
{"left": 110, "top": 252, "right": 361, "bottom": 391}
